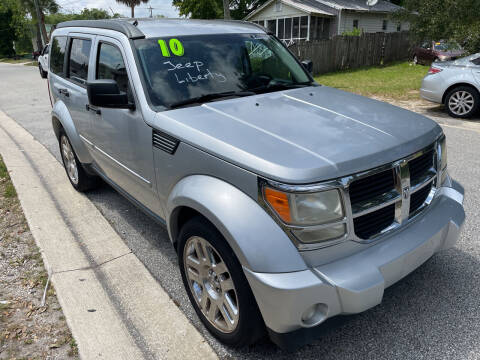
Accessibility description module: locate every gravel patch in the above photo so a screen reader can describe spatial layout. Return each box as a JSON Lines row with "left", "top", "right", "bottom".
{"left": 0, "top": 156, "right": 79, "bottom": 360}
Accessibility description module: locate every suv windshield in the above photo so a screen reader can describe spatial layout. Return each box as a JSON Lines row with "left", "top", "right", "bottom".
{"left": 134, "top": 34, "right": 312, "bottom": 109}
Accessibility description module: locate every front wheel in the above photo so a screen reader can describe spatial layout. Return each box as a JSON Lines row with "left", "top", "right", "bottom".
{"left": 445, "top": 86, "right": 479, "bottom": 118}
{"left": 178, "top": 217, "right": 264, "bottom": 347}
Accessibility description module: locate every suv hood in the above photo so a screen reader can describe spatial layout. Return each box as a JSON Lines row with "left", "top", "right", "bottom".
{"left": 151, "top": 86, "right": 441, "bottom": 184}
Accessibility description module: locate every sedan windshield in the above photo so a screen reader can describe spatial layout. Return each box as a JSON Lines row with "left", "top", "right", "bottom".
{"left": 134, "top": 34, "right": 312, "bottom": 109}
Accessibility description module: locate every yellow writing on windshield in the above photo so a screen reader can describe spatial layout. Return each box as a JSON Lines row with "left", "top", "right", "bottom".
{"left": 158, "top": 39, "right": 185, "bottom": 57}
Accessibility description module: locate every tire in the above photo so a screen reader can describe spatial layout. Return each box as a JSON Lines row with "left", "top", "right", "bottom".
{"left": 445, "top": 86, "right": 480, "bottom": 119}
{"left": 39, "top": 64, "right": 47, "bottom": 78}
{"left": 59, "top": 130, "right": 98, "bottom": 192}
{"left": 178, "top": 216, "right": 265, "bottom": 347}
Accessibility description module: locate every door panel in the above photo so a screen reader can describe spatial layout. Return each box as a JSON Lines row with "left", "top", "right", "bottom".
{"left": 88, "top": 36, "right": 159, "bottom": 213}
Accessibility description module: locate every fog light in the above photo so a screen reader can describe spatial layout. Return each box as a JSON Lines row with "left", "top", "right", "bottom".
{"left": 301, "top": 303, "right": 328, "bottom": 327}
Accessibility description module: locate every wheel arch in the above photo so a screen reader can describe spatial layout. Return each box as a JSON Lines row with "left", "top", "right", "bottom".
{"left": 166, "top": 175, "right": 307, "bottom": 274}
{"left": 442, "top": 82, "right": 480, "bottom": 104}
{"left": 52, "top": 101, "right": 93, "bottom": 164}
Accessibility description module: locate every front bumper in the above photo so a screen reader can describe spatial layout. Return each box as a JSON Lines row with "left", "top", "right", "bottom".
{"left": 244, "top": 183, "right": 465, "bottom": 348}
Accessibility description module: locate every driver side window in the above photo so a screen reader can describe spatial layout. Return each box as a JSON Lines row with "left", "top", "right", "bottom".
{"left": 96, "top": 42, "right": 130, "bottom": 96}
{"left": 245, "top": 40, "right": 291, "bottom": 81}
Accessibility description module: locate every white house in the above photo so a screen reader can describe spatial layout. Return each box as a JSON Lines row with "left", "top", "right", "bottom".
{"left": 245, "top": 0, "right": 410, "bottom": 41}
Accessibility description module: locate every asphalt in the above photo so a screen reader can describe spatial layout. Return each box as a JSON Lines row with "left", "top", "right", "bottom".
{"left": 1, "top": 62, "right": 480, "bottom": 359}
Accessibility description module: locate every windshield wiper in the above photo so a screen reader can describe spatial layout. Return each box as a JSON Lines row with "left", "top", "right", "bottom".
{"left": 168, "top": 91, "right": 255, "bottom": 109}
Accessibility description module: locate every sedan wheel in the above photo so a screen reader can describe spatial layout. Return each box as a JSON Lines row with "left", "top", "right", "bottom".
{"left": 446, "top": 87, "right": 479, "bottom": 118}
{"left": 183, "top": 235, "right": 239, "bottom": 333}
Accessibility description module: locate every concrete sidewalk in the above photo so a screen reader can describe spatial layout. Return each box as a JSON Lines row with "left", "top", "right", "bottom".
{"left": 0, "top": 111, "right": 217, "bottom": 360}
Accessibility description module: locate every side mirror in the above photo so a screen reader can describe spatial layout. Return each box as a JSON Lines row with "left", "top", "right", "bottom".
{"left": 86, "top": 80, "right": 134, "bottom": 109}
{"left": 301, "top": 60, "right": 313, "bottom": 74}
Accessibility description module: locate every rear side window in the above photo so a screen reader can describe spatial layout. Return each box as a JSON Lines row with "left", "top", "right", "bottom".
{"left": 50, "top": 36, "right": 67, "bottom": 75}
{"left": 68, "top": 38, "right": 92, "bottom": 85}
{"left": 96, "top": 42, "right": 129, "bottom": 94}
{"left": 472, "top": 57, "right": 480, "bottom": 66}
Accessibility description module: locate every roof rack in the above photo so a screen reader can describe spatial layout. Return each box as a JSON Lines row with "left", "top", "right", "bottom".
{"left": 55, "top": 20, "right": 145, "bottom": 39}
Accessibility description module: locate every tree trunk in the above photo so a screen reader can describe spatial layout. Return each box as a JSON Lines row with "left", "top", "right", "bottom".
{"left": 35, "top": 22, "right": 43, "bottom": 53}
{"left": 40, "top": 12, "right": 49, "bottom": 44}
{"left": 131, "top": 6, "right": 135, "bottom": 18}
{"left": 223, "top": 0, "right": 230, "bottom": 19}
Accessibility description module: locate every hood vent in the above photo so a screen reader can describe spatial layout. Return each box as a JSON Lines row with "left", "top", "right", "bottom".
{"left": 152, "top": 130, "right": 179, "bottom": 155}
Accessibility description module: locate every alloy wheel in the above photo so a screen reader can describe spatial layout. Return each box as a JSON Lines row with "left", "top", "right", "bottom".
{"left": 448, "top": 90, "right": 475, "bottom": 116}
{"left": 183, "top": 236, "right": 239, "bottom": 333}
{"left": 61, "top": 136, "right": 79, "bottom": 185}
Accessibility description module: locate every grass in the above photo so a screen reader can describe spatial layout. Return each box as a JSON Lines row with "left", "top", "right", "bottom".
{"left": 0, "top": 158, "right": 7, "bottom": 178}
{"left": 0, "top": 58, "right": 31, "bottom": 64}
{"left": 314, "top": 61, "right": 430, "bottom": 100}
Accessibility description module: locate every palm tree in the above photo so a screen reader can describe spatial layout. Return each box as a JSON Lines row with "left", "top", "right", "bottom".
{"left": 115, "top": 0, "right": 150, "bottom": 18}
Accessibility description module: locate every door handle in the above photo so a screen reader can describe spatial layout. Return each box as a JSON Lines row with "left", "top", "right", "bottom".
{"left": 58, "top": 88, "right": 70, "bottom": 97}
{"left": 85, "top": 104, "right": 101, "bottom": 115}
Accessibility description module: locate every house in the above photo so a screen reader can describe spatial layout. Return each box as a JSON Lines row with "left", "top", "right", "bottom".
{"left": 245, "top": 0, "right": 410, "bottom": 41}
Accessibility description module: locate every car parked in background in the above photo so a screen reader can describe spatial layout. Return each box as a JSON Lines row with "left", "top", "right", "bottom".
{"left": 38, "top": 43, "right": 49, "bottom": 79}
{"left": 420, "top": 53, "right": 480, "bottom": 118}
{"left": 413, "top": 41, "right": 465, "bottom": 65}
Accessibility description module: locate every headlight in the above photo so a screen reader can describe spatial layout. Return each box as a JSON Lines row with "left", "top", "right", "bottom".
{"left": 263, "top": 187, "right": 346, "bottom": 245}
{"left": 438, "top": 135, "right": 447, "bottom": 184}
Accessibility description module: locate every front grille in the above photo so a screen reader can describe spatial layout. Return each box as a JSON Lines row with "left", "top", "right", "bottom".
{"left": 349, "top": 169, "right": 395, "bottom": 206}
{"left": 349, "top": 146, "right": 437, "bottom": 241}
{"left": 354, "top": 204, "right": 395, "bottom": 240}
{"left": 409, "top": 183, "right": 433, "bottom": 216}
{"left": 409, "top": 150, "right": 434, "bottom": 184}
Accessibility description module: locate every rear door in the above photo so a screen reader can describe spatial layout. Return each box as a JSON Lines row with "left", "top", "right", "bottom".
{"left": 472, "top": 56, "right": 480, "bottom": 84}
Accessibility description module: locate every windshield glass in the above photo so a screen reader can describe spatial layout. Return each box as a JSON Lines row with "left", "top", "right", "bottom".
{"left": 134, "top": 34, "right": 312, "bottom": 109}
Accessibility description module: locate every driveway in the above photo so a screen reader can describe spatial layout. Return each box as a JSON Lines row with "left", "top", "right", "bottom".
{"left": 1, "top": 62, "right": 480, "bottom": 359}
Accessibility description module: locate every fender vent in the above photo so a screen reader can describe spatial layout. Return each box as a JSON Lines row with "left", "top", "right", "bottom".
{"left": 152, "top": 130, "right": 179, "bottom": 154}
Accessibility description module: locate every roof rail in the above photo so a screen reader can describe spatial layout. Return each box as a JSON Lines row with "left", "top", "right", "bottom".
{"left": 56, "top": 20, "right": 145, "bottom": 39}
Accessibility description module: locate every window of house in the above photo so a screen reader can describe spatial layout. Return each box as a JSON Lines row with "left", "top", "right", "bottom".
{"left": 300, "top": 16, "right": 308, "bottom": 39}
{"left": 353, "top": 19, "right": 359, "bottom": 29}
{"left": 278, "top": 18, "right": 285, "bottom": 39}
{"left": 382, "top": 20, "right": 388, "bottom": 31}
{"left": 50, "top": 36, "right": 67, "bottom": 75}
{"left": 275, "top": 0, "right": 282, "bottom": 12}
{"left": 96, "top": 43, "right": 129, "bottom": 96}
{"left": 397, "top": 23, "right": 401, "bottom": 31}
{"left": 267, "top": 19, "right": 276, "bottom": 34}
{"left": 292, "top": 17, "right": 300, "bottom": 38}
{"left": 68, "top": 38, "right": 92, "bottom": 85}
{"left": 285, "top": 18, "right": 292, "bottom": 39}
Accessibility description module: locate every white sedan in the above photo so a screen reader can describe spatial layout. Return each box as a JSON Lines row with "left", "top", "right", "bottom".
{"left": 420, "top": 53, "right": 480, "bottom": 118}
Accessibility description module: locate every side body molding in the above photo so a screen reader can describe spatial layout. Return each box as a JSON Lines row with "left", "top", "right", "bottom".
{"left": 52, "top": 100, "right": 93, "bottom": 164}
{"left": 166, "top": 175, "right": 307, "bottom": 273}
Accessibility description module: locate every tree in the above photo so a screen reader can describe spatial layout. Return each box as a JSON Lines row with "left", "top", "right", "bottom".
{"left": 0, "top": 0, "right": 29, "bottom": 56}
{"left": 115, "top": 0, "right": 149, "bottom": 18}
{"left": 45, "top": 8, "right": 121, "bottom": 25}
{"left": 19, "top": 0, "right": 59, "bottom": 49}
{"left": 172, "top": 0, "right": 269, "bottom": 20}
{"left": 394, "top": 0, "right": 480, "bottom": 54}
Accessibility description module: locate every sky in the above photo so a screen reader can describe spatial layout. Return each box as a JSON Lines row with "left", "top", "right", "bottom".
{"left": 56, "top": 0, "right": 180, "bottom": 18}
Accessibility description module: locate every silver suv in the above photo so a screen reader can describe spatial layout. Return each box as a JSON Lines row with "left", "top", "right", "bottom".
{"left": 49, "top": 19, "right": 465, "bottom": 349}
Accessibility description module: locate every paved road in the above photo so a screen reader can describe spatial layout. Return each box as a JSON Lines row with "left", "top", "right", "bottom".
{"left": 1, "top": 62, "right": 480, "bottom": 359}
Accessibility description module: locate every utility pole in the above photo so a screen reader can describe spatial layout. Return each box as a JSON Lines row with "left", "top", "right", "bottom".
{"left": 147, "top": 6, "right": 154, "bottom": 18}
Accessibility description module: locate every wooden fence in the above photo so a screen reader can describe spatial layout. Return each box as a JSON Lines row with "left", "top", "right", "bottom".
{"left": 289, "top": 31, "right": 411, "bottom": 75}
